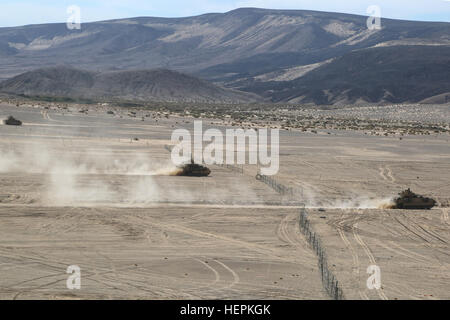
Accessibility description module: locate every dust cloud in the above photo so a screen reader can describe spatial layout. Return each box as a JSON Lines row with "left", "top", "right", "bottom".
{"left": 0, "top": 142, "right": 182, "bottom": 206}
{"left": 327, "top": 197, "right": 395, "bottom": 209}
{"left": 299, "top": 185, "right": 395, "bottom": 209}
{"left": 0, "top": 141, "right": 261, "bottom": 206}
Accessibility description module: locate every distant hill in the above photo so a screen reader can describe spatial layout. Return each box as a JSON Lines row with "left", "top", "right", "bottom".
{"left": 0, "top": 8, "right": 449, "bottom": 104}
{"left": 240, "top": 45, "right": 450, "bottom": 105}
{"left": 0, "top": 66, "right": 260, "bottom": 103}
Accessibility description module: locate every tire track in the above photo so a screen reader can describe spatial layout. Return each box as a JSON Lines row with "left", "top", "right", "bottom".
{"left": 379, "top": 165, "right": 395, "bottom": 184}
{"left": 352, "top": 220, "right": 388, "bottom": 300}
{"left": 379, "top": 167, "right": 388, "bottom": 182}
{"left": 375, "top": 240, "right": 430, "bottom": 264}
{"left": 386, "top": 166, "right": 396, "bottom": 183}
{"left": 131, "top": 215, "right": 298, "bottom": 263}
{"left": 385, "top": 211, "right": 450, "bottom": 268}
{"left": 193, "top": 258, "right": 221, "bottom": 288}
{"left": 393, "top": 215, "right": 430, "bottom": 243}
{"left": 396, "top": 213, "right": 447, "bottom": 245}
{"left": 214, "top": 259, "right": 240, "bottom": 290}
{"left": 277, "top": 213, "right": 307, "bottom": 248}
{"left": 442, "top": 208, "right": 449, "bottom": 225}
{"left": 334, "top": 213, "right": 366, "bottom": 299}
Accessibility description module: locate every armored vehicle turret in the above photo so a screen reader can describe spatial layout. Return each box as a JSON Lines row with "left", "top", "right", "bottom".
{"left": 176, "top": 158, "right": 211, "bottom": 177}
{"left": 3, "top": 116, "right": 22, "bottom": 126}
{"left": 393, "top": 189, "right": 436, "bottom": 209}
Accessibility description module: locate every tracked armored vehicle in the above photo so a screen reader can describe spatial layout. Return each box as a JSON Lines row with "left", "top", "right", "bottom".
{"left": 3, "top": 116, "right": 22, "bottom": 126}
{"left": 176, "top": 159, "right": 211, "bottom": 177}
{"left": 393, "top": 189, "right": 436, "bottom": 209}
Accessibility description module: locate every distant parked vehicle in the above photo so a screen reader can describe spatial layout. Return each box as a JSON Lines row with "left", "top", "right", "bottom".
{"left": 3, "top": 116, "right": 22, "bottom": 126}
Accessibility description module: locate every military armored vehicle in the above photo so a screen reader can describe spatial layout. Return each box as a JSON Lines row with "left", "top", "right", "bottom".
{"left": 3, "top": 116, "right": 22, "bottom": 126}
{"left": 176, "top": 158, "right": 211, "bottom": 177}
{"left": 393, "top": 189, "right": 436, "bottom": 209}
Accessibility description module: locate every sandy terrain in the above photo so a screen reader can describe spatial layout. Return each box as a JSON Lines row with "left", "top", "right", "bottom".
{"left": 0, "top": 102, "right": 449, "bottom": 300}
{"left": 0, "top": 103, "right": 323, "bottom": 299}
{"left": 307, "top": 209, "right": 450, "bottom": 300}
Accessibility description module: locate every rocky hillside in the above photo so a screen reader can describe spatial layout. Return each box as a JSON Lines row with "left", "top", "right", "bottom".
{"left": 0, "top": 8, "right": 448, "bottom": 104}
{"left": 240, "top": 45, "right": 450, "bottom": 105}
{"left": 0, "top": 66, "right": 259, "bottom": 103}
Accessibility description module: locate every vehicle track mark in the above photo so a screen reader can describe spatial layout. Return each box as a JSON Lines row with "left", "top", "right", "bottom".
{"left": 335, "top": 213, "right": 364, "bottom": 299}
{"left": 386, "top": 166, "right": 396, "bottom": 183}
{"left": 214, "top": 259, "right": 240, "bottom": 290}
{"left": 442, "top": 208, "right": 449, "bottom": 225}
{"left": 352, "top": 220, "right": 388, "bottom": 300}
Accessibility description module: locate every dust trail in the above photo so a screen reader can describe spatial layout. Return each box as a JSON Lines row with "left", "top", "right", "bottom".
{"left": 297, "top": 183, "right": 395, "bottom": 209}
{"left": 0, "top": 142, "right": 182, "bottom": 206}
{"left": 326, "top": 197, "right": 395, "bottom": 209}
{"left": 0, "top": 143, "right": 181, "bottom": 176}
{"left": 0, "top": 141, "right": 263, "bottom": 206}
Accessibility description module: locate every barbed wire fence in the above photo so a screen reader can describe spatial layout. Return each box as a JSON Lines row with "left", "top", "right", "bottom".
{"left": 299, "top": 207, "right": 345, "bottom": 300}
{"left": 165, "top": 143, "right": 344, "bottom": 299}
{"left": 255, "top": 173, "right": 294, "bottom": 196}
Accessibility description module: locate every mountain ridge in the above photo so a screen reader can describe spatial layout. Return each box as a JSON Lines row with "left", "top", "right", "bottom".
{"left": 0, "top": 8, "right": 448, "bottom": 105}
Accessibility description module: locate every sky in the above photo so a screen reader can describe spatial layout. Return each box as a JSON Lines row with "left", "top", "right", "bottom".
{"left": 0, "top": 0, "right": 449, "bottom": 27}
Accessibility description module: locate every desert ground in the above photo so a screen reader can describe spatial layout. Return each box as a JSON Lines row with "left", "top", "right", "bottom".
{"left": 0, "top": 101, "right": 449, "bottom": 300}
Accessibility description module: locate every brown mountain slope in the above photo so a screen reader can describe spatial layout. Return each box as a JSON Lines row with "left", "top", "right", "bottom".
{"left": 0, "top": 66, "right": 261, "bottom": 103}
